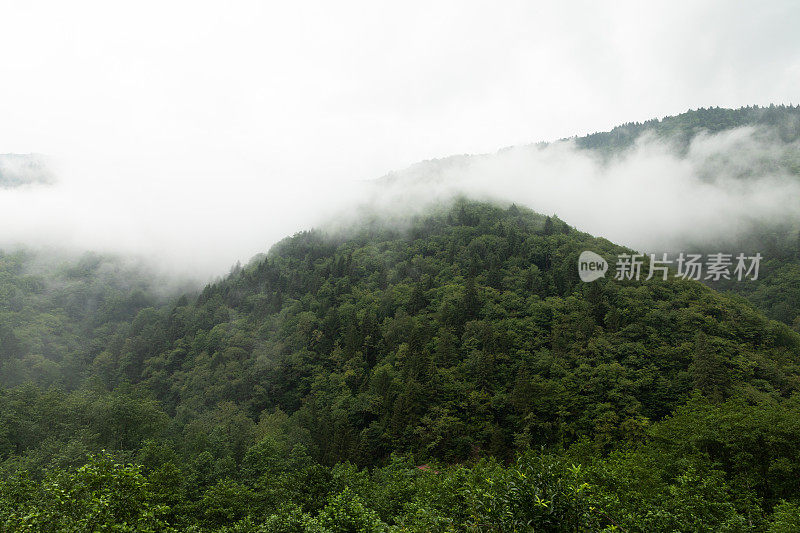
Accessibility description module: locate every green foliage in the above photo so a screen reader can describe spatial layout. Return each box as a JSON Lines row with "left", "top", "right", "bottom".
{"left": 460, "top": 452, "right": 599, "bottom": 531}
{"left": 318, "top": 487, "right": 386, "bottom": 532}
{"left": 0, "top": 452, "right": 173, "bottom": 532}
{"left": 767, "top": 500, "right": 800, "bottom": 533}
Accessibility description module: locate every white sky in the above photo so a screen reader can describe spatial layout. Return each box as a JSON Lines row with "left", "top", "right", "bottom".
{"left": 1, "top": 0, "right": 799, "bottom": 277}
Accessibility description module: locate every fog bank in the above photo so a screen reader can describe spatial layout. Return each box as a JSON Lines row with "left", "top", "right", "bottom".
{"left": 1, "top": 126, "right": 798, "bottom": 280}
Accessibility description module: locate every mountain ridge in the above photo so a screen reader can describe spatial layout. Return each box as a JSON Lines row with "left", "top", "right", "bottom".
{"left": 3, "top": 108, "right": 800, "bottom": 531}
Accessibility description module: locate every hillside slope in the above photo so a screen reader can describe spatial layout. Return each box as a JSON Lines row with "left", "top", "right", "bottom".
{"left": 101, "top": 201, "right": 798, "bottom": 465}
{"left": 4, "top": 200, "right": 800, "bottom": 531}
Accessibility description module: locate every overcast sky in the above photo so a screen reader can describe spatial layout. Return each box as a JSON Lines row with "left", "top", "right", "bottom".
{"left": 1, "top": 1, "right": 799, "bottom": 276}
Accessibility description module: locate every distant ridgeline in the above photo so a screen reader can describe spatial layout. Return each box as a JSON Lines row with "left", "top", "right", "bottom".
{"left": 574, "top": 104, "right": 800, "bottom": 154}
{"left": 0, "top": 154, "right": 55, "bottom": 188}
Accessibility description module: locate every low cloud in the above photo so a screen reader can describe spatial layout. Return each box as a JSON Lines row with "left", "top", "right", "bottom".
{"left": 361, "top": 126, "right": 800, "bottom": 254}
{"left": 0, "top": 126, "right": 798, "bottom": 281}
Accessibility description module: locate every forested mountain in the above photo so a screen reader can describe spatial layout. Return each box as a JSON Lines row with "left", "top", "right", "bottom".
{"left": 2, "top": 106, "right": 800, "bottom": 531}
{"left": 2, "top": 199, "right": 800, "bottom": 531}
{"left": 107, "top": 201, "right": 800, "bottom": 463}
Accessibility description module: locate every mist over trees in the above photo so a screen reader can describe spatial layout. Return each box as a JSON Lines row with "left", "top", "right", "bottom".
{"left": 1, "top": 107, "right": 800, "bottom": 531}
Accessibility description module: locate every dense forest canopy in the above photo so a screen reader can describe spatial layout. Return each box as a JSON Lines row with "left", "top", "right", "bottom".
{"left": 2, "top": 106, "right": 800, "bottom": 531}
